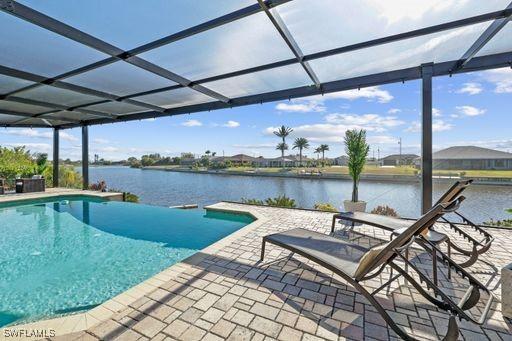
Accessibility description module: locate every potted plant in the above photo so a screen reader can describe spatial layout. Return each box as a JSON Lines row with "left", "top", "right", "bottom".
{"left": 343, "top": 129, "right": 369, "bottom": 212}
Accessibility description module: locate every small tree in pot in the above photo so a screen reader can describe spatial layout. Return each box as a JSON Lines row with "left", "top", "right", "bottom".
{"left": 343, "top": 129, "right": 369, "bottom": 212}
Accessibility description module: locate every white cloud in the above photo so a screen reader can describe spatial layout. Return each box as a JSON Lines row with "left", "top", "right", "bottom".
{"left": 367, "top": 135, "right": 399, "bottom": 144}
{"left": 406, "top": 120, "right": 453, "bottom": 133}
{"left": 455, "top": 105, "right": 486, "bottom": 117}
{"left": 480, "top": 68, "right": 512, "bottom": 93}
{"left": 222, "top": 120, "right": 240, "bottom": 128}
{"left": 3, "top": 142, "right": 51, "bottom": 153}
{"left": 181, "top": 119, "right": 202, "bottom": 127}
{"left": 387, "top": 108, "right": 401, "bottom": 114}
{"left": 1, "top": 128, "right": 78, "bottom": 142}
{"left": 96, "top": 146, "right": 119, "bottom": 153}
{"left": 324, "top": 113, "right": 404, "bottom": 131}
{"left": 432, "top": 108, "right": 442, "bottom": 117}
{"left": 456, "top": 82, "right": 482, "bottom": 95}
{"left": 59, "top": 131, "right": 78, "bottom": 142}
{"left": 233, "top": 143, "right": 275, "bottom": 149}
{"left": 273, "top": 86, "right": 393, "bottom": 113}
{"left": 93, "top": 138, "right": 110, "bottom": 144}
{"left": 320, "top": 87, "right": 393, "bottom": 103}
{"left": 275, "top": 101, "right": 326, "bottom": 113}
{"left": 264, "top": 111, "right": 405, "bottom": 144}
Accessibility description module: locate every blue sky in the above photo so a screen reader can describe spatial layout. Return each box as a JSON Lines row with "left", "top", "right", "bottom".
{"left": 1, "top": 67, "right": 511, "bottom": 161}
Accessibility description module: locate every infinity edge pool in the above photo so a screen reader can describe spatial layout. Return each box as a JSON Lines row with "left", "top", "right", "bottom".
{"left": 0, "top": 193, "right": 263, "bottom": 339}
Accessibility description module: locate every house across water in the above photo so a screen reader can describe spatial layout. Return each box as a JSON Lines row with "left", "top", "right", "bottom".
{"left": 414, "top": 146, "right": 512, "bottom": 170}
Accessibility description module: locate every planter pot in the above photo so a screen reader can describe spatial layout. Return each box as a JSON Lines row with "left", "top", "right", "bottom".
{"left": 343, "top": 200, "right": 367, "bottom": 212}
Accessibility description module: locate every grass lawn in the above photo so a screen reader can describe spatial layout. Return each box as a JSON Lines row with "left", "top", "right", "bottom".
{"left": 147, "top": 165, "right": 512, "bottom": 178}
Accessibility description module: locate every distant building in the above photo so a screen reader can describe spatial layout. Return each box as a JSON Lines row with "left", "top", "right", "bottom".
{"left": 256, "top": 154, "right": 313, "bottom": 167}
{"left": 333, "top": 156, "right": 348, "bottom": 166}
{"left": 180, "top": 157, "right": 196, "bottom": 165}
{"left": 382, "top": 154, "right": 419, "bottom": 166}
{"left": 211, "top": 154, "right": 258, "bottom": 166}
{"left": 428, "top": 146, "right": 512, "bottom": 170}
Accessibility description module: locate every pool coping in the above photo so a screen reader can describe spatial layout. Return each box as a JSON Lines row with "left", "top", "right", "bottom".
{"left": 0, "top": 202, "right": 266, "bottom": 340}
{"left": 0, "top": 189, "right": 124, "bottom": 205}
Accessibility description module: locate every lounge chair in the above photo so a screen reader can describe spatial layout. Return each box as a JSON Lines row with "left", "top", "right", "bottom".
{"left": 332, "top": 180, "right": 494, "bottom": 269}
{"left": 261, "top": 198, "right": 494, "bottom": 341}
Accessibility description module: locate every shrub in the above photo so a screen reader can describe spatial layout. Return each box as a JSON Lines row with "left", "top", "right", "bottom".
{"left": 106, "top": 187, "right": 139, "bottom": 203}
{"left": 371, "top": 205, "right": 399, "bottom": 217}
{"left": 506, "top": 208, "right": 512, "bottom": 214}
{"left": 242, "top": 195, "right": 296, "bottom": 208}
{"left": 483, "top": 218, "right": 512, "bottom": 227}
{"left": 241, "top": 198, "right": 264, "bottom": 205}
{"left": 314, "top": 203, "right": 338, "bottom": 212}
{"left": 265, "top": 195, "right": 296, "bottom": 208}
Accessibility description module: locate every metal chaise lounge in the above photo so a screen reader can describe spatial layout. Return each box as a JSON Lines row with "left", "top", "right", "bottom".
{"left": 261, "top": 198, "right": 495, "bottom": 341}
{"left": 332, "top": 180, "right": 494, "bottom": 269}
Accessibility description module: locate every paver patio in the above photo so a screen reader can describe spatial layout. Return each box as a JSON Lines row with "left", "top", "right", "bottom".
{"left": 50, "top": 202, "right": 511, "bottom": 340}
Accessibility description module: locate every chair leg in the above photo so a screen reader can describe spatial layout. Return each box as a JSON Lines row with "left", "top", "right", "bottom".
{"left": 447, "top": 240, "right": 451, "bottom": 280}
{"left": 405, "top": 248, "right": 409, "bottom": 285}
{"left": 433, "top": 247, "right": 438, "bottom": 286}
{"left": 331, "top": 216, "right": 336, "bottom": 234}
{"left": 260, "top": 239, "right": 266, "bottom": 261}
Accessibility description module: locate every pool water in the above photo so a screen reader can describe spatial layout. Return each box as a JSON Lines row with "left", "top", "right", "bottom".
{"left": 0, "top": 196, "right": 253, "bottom": 327}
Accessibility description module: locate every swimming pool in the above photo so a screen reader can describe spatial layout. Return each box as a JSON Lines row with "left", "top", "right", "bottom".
{"left": 0, "top": 195, "right": 253, "bottom": 327}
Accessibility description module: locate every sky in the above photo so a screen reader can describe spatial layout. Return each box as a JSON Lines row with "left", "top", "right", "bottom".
{"left": 1, "top": 0, "right": 511, "bottom": 161}
{"left": 1, "top": 67, "right": 511, "bottom": 161}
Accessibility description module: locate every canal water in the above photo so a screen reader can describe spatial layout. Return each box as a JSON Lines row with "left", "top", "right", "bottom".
{"left": 89, "top": 166, "right": 512, "bottom": 223}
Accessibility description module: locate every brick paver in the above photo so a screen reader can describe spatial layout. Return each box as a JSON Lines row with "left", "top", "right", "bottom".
{"left": 62, "top": 203, "right": 511, "bottom": 340}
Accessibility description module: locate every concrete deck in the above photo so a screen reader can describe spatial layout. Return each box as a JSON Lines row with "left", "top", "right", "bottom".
{"left": 0, "top": 188, "right": 124, "bottom": 203}
{"left": 3, "top": 202, "right": 512, "bottom": 340}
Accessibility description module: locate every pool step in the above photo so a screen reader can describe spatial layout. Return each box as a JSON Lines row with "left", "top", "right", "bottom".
{"left": 169, "top": 204, "right": 199, "bottom": 209}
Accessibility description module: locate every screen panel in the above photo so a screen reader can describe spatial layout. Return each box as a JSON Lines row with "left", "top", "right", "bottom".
{"left": 42, "top": 110, "right": 97, "bottom": 122}
{"left": 203, "top": 64, "right": 313, "bottom": 98}
{"left": 83, "top": 101, "right": 147, "bottom": 115}
{"left": 475, "top": 22, "right": 512, "bottom": 57}
{"left": 63, "top": 61, "right": 176, "bottom": 96}
{"left": 0, "top": 75, "right": 34, "bottom": 94}
{"left": 273, "top": 0, "right": 511, "bottom": 55}
{"left": 309, "top": 23, "right": 488, "bottom": 83}
{"left": 140, "top": 12, "right": 295, "bottom": 81}
{"left": 19, "top": 0, "right": 256, "bottom": 50}
{"left": 0, "top": 11, "right": 108, "bottom": 77}
{"left": 0, "top": 100, "right": 52, "bottom": 114}
{"left": 133, "top": 87, "right": 216, "bottom": 109}
{"left": 0, "top": 113, "right": 25, "bottom": 123}
{"left": 16, "top": 85, "right": 105, "bottom": 107}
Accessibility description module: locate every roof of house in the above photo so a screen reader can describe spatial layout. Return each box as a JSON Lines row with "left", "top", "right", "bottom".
{"left": 432, "top": 146, "right": 512, "bottom": 160}
{"left": 212, "top": 154, "right": 259, "bottom": 162}
{"left": 382, "top": 154, "right": 419, "bottom": 161}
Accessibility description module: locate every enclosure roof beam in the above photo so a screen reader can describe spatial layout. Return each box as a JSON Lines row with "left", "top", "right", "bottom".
{"left": 75, "top": 7, "right": 512, "bottom": 103}
{"left": 257, "top": 0, "right": 321, "bottom": 88}
{"left": 54, "top": 51, "right": 512, "bottom": 129}
{"left": 453, "top": 2, "right": 512, "bottom": 71}
{"left": 0, "top": 0, "right": 231, "bottom": 103}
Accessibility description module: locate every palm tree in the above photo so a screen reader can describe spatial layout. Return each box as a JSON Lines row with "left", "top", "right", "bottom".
{"left": 319, "top": 144, "right": 329, "bottom": 166}
{"left": 211, "top": 152, "right": 216, "bottom": 157}
{"left": 273, "top": 125, "right": 293, "bottom": 167}
{"left": 205, "top": 150, "right": 211, "bottom": 157}
{"left": 292, "top": 137, "right": 310, "bottom": 166}
{"left": 314, "top": 147, "right": 321, "bottom": 166}
{"left": 276, "top": 142, "right": 288, "bottom": 167}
